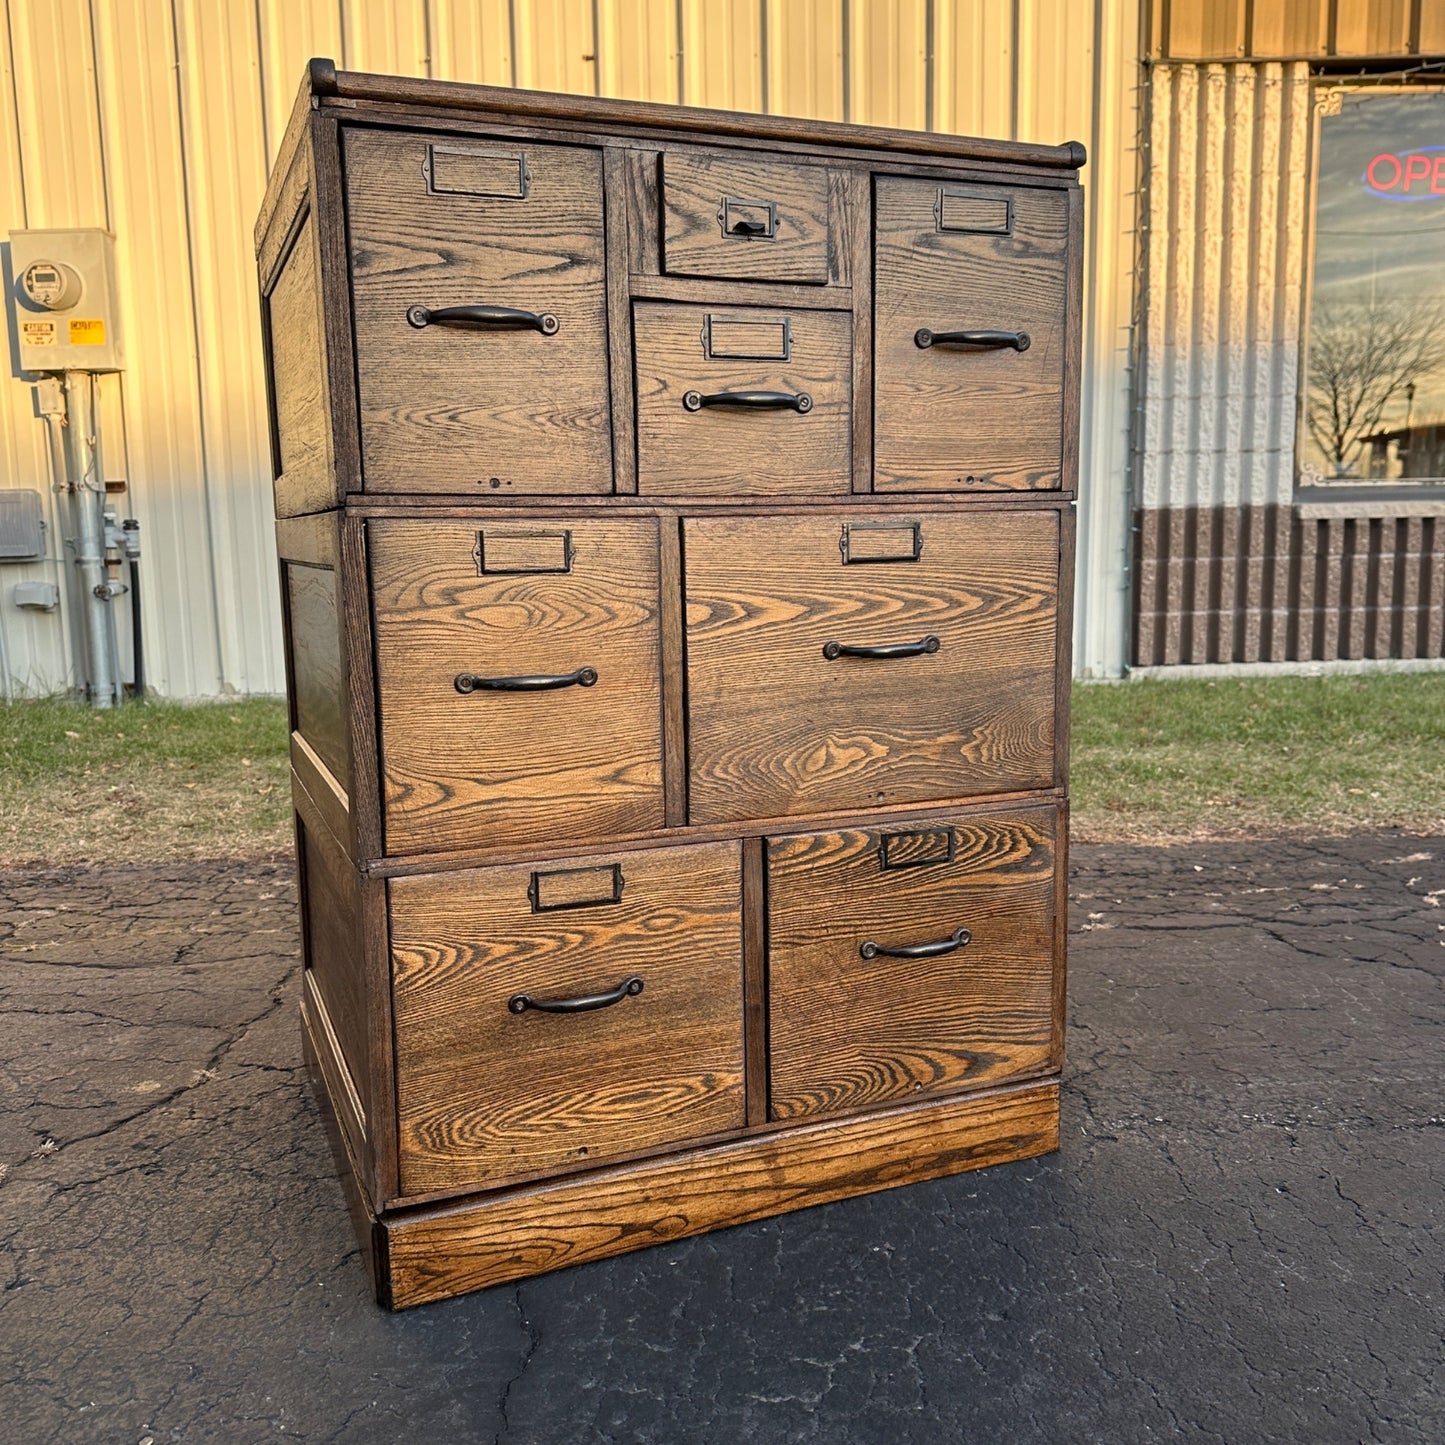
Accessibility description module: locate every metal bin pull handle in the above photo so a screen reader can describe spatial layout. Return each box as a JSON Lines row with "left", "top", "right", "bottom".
{"left": 508, "top": 976, "right": 645, "bottom": 1015}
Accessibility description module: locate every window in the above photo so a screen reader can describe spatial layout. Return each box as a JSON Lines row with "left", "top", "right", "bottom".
{"left": 1302, "top": 87, "right": 1445, "bottom": 486}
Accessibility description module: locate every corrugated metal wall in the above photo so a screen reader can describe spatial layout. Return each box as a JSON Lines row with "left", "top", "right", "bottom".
{"left": 1, "top": 0, "right": 1139, "bottom": 697}
{"left": 1136, "top": 62, "right": 1312, "bottom": 519}
{"left": 1133, "top": 59, "right": 1445, "bottom": 666}
{"left": 1149, "top": 0, "right": 1445, "bottom": 61}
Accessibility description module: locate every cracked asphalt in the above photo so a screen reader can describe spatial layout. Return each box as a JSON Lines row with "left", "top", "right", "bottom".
{"left": 1, "top": 834, "right": 1442, "bottom": 1444}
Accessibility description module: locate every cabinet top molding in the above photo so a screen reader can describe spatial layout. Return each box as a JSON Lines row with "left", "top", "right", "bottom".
{"left": 258, "top": 57, "right": 1085, "bottom": 250}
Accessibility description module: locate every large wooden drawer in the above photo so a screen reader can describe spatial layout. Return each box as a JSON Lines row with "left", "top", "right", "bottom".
{"left": 660, "top": 151, "right": 832, "bottom": 284}
{"left": 390, "top": 841, "right": 746, "bottom": 1194}
{"left": 767, "top": 806, "right": 1058, "bottom": 1121}
{"left": 683, "top": 510, "right": 1059, "bottom": 824}
{"left": 345, "top": 129, "right": 613, "bottom": 494}
{"left": 874, "top": 178, "right": 1069, "bottom": 492}
{"left": 370, "top": 517, "right": 664, "bottom": 855}
{"left": 634, "top": 302, "right": 851, "bottom": 494}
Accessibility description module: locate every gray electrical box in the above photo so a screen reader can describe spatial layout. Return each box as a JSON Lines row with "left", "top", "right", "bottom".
{"left": 0, "top": 488, "right": 45, "bottom": 560}
{"left": 13, "top": 581, "right": 59, "bottom": 611}
{"left": 9, "top": 228, "right": 124, "bottom": 372}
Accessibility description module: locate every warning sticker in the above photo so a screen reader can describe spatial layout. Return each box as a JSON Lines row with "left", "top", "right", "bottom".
{"left": 69, "top": 318, "right": 105, "bottom": 345}
{"left": 21, "top": 319, "right": 56, "bottom": 346}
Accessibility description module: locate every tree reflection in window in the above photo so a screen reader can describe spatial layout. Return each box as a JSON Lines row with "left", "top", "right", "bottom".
{"left": 1304, "top": 88, "right": 1445, "bottom": 485}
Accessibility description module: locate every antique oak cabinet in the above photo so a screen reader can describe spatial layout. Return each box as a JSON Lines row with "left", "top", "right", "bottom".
{"left": 256, "top": 60, "right": 1083, "bottom": 1309}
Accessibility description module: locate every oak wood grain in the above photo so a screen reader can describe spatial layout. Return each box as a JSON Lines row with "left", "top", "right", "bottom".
{"left": 383, "top": 1077, "right": 1059, "bottom": 1307}
{"left": 388, "top": 840, "right": 745, "bottom": 1194}
{"left": 348, "top": 494, "right": 1073, "bottom": 518}
{"left": 370, "top": 516, "right": 665, "bottom": 856}
{"left": 296, "top": 809, "right": 371, "bottom": 1131}
{"left": 339, "top": 512, "right": 382, "bottom": 864}
{"left": 661, "top": 151, "right": 831, "bottom": 284}
{"left": 313, "top": 116, "right": 363, "bottom": 497}
{"left": 766, "top": 805, "right": 1058, "bottom": 1121}
{"left": 604, "top": 147, "right": 639, "bottom": 493}
{"left": 634, "top": 302, "right": 852, "bottom": 495}
{"left": 266, "top": 212, "right": 336, "bottom": 517}
{"left": 742, "top": 835, "right": 769, "bottom": 1126}
{"left": 630, "top": 274, "right": 852, "bottom": 311}
{"left": 260, "top": 72, "right": 1081, "bottom": 1310}
{"left": 284, "top": 560, "right": 350, "bottom": 794}
{"left": 320, "top": 69, "right": 1087, "bottom": 173}
{"left": 658, "top": 512, "right": 688, "bottom": 826}
{"left": 846, "top": 168, "right": 873, "bottom": 492}
{"left": 291, "top": 734, "right": 349, "bottom": 857}
{"left": 293, "top": 753, "right": 398, "bottom": 1208}
{"left": 345, "top": 128, "right": 612, "bottom": 495}
{"left": 367, "top": 785, "right": 1065, "bottom": 880}
{"left": 684, "top": 510, "right": 1059, "bottom": 824}
{"left": 301, "top": 993, "right": 389, "bottom": 1301}
{"left": 1052, "top": 797, "right": 1069, "bottom": 1072}
{"left": 874, "top": 178, "right": 1069, "bottom": 492}
{"left": 1062, "top": 185, "right": 1084, "bottom": 495}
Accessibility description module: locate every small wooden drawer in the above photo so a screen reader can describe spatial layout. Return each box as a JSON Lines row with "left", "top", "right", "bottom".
{"left": 634, "top": 302, "right": 852, "bottom": 494}
{"left": 369, "top": 517, "right": 664, "bottom": 856}
{"left": 767, "top": 806, "right": 1058, "bottom": 1122}
{"left": 344, "top": 128, "right": 613, "bottom": 495}
{"left": 874, "top": 177, "right": 1069, "bottom": 492}
{"left": 683, "top": 510, "right": 1059, "bottom": 824}
{"left": 660, "top": 151, "right": 832, "bottom": 284}
{"left": 389, "top": 841, "right": 746, "bottom": 1195}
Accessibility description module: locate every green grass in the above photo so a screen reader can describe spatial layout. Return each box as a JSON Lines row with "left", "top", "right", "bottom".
{"left": 0, "top": 697, "right": 289, "bottom": 867}
{"left": 0, "top": 675, "right": 1441, "bottom": 866}
{"left": 1071, "top": 673, "right": 1445, "bottom": 843}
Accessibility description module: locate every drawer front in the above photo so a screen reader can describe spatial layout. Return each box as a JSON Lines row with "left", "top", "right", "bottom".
{"left": 390, "top": 841, "right": 745, "bottom": 1194}
{"left": 661, "top": 151, "right": 831, "bottom": 284}
{"left": 634, "top": 302, "right": 851, "bottom": 495}
{"left": 874, "top": 178, "right": 1068, "bottom": 492}
{"left": 345, "top": 129, "right": 612, "bottom": 494}
{"left": 684, "top": 511, "right": 1058, "bottom": 825}
{"left": 767, "top": 806, "right": 1058, "bottom": 1121}
{"left": 370, "top": 518, "right": 664, "bottom": 855}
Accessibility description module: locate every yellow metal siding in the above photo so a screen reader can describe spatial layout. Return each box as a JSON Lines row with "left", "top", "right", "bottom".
{"left": 680, "top": 0, "right": 761, "bottom": 112}
{"left": 1153, "top": 0, "right": 1444, "bottom": 59}
{"left": 0, "top": 0, "right": 1139, "bottom": 693}
{"left": 599, "top": 0, "right": 679, "bottom": 103}
{"left": 515, "top": 0, "right": 598, "bottom": 94}
{"left": 428, "top": 0, "right": 515, "bottom": 87}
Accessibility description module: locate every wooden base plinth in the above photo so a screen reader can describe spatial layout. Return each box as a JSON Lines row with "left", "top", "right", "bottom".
{"left": 303, "top": 1001, "right": 1059, "bottom": 1311}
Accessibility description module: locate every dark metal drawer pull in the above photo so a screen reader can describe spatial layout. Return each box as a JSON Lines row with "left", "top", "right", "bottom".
{"left": 728, "top": 217, "right": 770, "bottom": 236}
{"left": 914, "top": 327, "right": 1030, "bottom": 351}
{"left": 859, "top": 927, "right": 971, "bottom": 961}
{"left": 454, "top": 666, "right": 598, "bottom": 694}
{"left": 822, "top": 634, "right": 940, "bottom": 661}
{"left": 508, "top": 975, "right": 644, "bottom": 1015}
{"left": 682, "top": 388, "right": 812, "bottom": 413}
{"left": 407, "top": 304, "right": 560, "bottom": 335}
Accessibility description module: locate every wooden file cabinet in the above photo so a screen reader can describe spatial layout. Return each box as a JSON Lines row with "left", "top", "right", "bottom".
{"left": 257, "top": 60, "right": 1083, "bottom": 1309}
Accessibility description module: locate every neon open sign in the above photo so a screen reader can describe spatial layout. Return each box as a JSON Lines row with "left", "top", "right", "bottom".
{"left": 1363, "top": 145, "right": 1445, "bottom": 200}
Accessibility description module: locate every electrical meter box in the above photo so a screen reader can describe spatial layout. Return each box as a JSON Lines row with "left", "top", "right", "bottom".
{"left": 9, "top": 229, "right": 123, "bottom": 372}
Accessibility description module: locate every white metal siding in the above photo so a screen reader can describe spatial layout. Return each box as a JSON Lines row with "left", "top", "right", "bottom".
{"left": 0, "top": 0, "right": 1140, "bottom": 696}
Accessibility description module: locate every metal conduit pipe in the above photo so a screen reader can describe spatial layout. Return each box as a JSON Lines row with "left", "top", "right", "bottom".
{"left": 61, "top": 372, "right": 117, "bottom": 708}
{"left": 123, "top": 519, "right": 143, "bottom": 699}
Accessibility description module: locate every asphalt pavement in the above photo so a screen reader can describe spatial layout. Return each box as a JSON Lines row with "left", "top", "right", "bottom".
{"left": 1, "top": 833, "right": 1441, "bottom": 1443}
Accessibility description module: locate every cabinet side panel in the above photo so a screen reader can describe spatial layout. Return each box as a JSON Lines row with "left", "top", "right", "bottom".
{"left": 285, "top": 559, "right": 351, "bottom": 794}
{"left": 265, "top": 211, "right": 337, "bottom": 518}
{"left": 297, "top": 808, "right": 371, "bottom": 1130}
{"left": 277, "top": 513, "right": 351, "bottom": 843}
